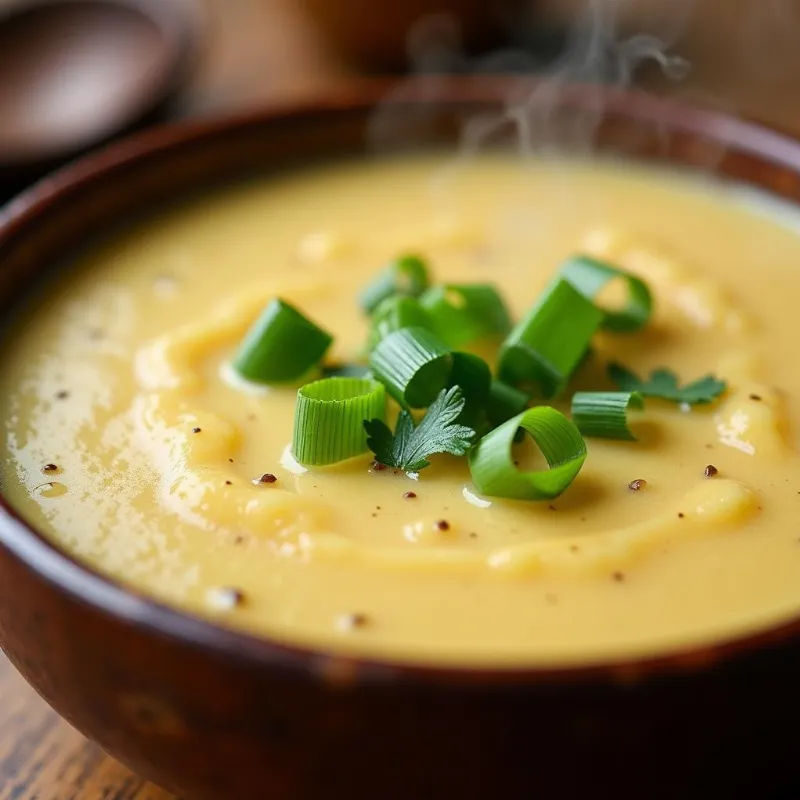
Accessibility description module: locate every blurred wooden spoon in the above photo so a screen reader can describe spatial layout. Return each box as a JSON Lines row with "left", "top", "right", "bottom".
{"left": 0, "top": 0, "right": 200, "bottom": 186}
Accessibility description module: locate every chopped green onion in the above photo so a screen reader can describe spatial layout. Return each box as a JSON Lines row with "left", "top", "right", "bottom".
{"left": 560, "top": 255, "right": 652, "bottom": 333}
{"left": 419, "top": 283, "right": 511, "bottom": 347}
{"left": 369, "top": 327, "right": 492, "bottom": 411}
{"left": 232, "top": 299, "right": 333, "bottom": 384}
{"left": 322, "top": 363, "right": 372, "bottom": 379}
{"left": 369, "top": 327, "right": 452, "bottom": 408}
{"left": 498, "top": 278, "right": 603, "bottom": 398}
{"left": 486, "top": 379, "right": 529, "bottom": 427}
{"left": 368, "top": 295, "right": 433, "bottom": 350}
{"left": 292, "top": 377, "right": 386, "bottom": 466}
{"left": 571, "top": 391, "right": 643, "bottom": 440}
{"left": 468, "top": 406, "right": 587, "bottom": 501}
{"left": 360, "top": 254, "right": 430, "bottom": 314}
{"left": 451, "top": 351, "right": 492, "bottom": 426}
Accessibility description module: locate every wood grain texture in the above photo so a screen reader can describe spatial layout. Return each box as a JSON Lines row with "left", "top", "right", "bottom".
{"left": 0, "top": 655, "right": 173, "bottom": 799}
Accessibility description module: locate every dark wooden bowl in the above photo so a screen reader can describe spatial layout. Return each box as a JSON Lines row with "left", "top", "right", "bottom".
{"left": 2, "top": 79, "right": 800, "bottom": 800}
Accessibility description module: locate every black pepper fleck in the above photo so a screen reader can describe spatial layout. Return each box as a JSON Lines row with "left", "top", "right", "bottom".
{"left": 434, "top": 519, "right": 450, "bottom": 531}
{"left": 403, "top": 491, "right": 417, "bottom": 499}
{"left": 613, "top": 571, "right": 625, "bottom": 583}
{"left": 371, "top": 461, "right": 387, "bottom": 472}
{"left": 704, "top": 464, "right": 718, "bottom": 478}
{"left": 55, "top": 390, "right": 69, "bottom": 400}
{"left": 338, "top": 612, "right": 368, "bottom": 630}
{"left": 254, "top": 473, "right": 277, "bottom": 485}
{"left": 678, "top": 512, "right": 685, "bottom": 519}
{"left": 210, "top": 587, "right": 245, "bottom": 608}
{"left": 548, "top": 504, "right": 557, "bottom": 511}
{"left": 749, "top": 393, "right": 762, "bottom": 401}
{"left": 224, "top": 480, "right": 232, "bottom": 486}
{"left": 42, "top": 464, "right": 59, "bottom": 473}
{"left": 192, "top": 427, "right": 202, "bottom": 433}
{"left": 628, "top": 479, "right": 647, "bottom": 491}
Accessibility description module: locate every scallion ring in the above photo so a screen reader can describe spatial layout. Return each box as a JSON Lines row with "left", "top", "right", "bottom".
{"left": 450, "top": 351, "right": 492, "bottom": 426}
{"left": 571, "top": 391, "right": 643, "bottom": 441}
{"left": 292, "top": 377, "right": 386, "bottom": 466}
{"left": 486, "top": 379, "right": 530, "bottom": 428}
{"left": 498, "top": 278, "right": 603, "bottom": 398}
{"left": 560, "top": 255, "right": 652, "bottom": 333}
{"left": 360, "top": 254, "right": 430, "bottom": 314}
{"left": 368, "top": 327, "right": 452, "bottom": 408}
{"left": 369, "top": 327, "right": 493, "bottom": 411}
{"left": 233, "top": 298, "right": 333, "bottom": 384}
{"left": 468, "top": 406, "right": 587, "bottom": 501}
{"left": 419, "top": 283, "right": 511, "bottom": 348}
{"left": 322, "top": 363, "right": 372, "bottom": 379}
{"left": 368, "top": 295, "right": 433, "bottom": 350}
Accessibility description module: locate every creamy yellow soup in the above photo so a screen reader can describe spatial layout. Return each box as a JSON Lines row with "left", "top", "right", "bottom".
{"left": 3, "top": 154, "right": 800, "bottom": 666}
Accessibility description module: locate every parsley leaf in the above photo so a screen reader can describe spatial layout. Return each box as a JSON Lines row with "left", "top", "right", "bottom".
{"left": 363, "top": 386, "right": 477, "bottom": 472}
{"left": 608, "top": 363, "right": 726, "bottom": 405}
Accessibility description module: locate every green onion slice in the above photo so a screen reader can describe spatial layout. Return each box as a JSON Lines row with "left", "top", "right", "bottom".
{"left": 322, "top": 363, "right": 372, "bottom": 379}
{"left": 571, "top": 391, "right": 643, "bottom": 441}
{"left": 451, "top": 351, "right": 492, "bottom": 426}
{"left": 233, "top": 299, "right": 332, "bottom": 384}
{"left": 419, "top": 283, "right": 511, "bottom": 348}
{"left": 469, "top": 406, "right": 587, "bottom": 501}
{"left": 560, "top": 255, "right": 652, "bottom": 333}
{"left": 498, "top": 278, "right": 603, "bottom": 398}
{"left": 486, "top": 379, "right": 530, "bottom": 428}
{"left": 360, "top": 254, "right": 430, "bottom": 314}
{"left": 292, "top": 377, "right": 386, "bottom": 466}
{"left": 369, "top": 327, "right": 452, "bottom": 408}
{"left": 368, "top": 295, "right": 433, "bottom": 350}
{"left": 369, "top": 327, "right": 492, "bottom": 411}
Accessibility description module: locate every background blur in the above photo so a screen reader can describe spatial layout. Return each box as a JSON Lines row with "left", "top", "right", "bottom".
{"left": 4, "top": 0, "right": 800, "bottom": 203}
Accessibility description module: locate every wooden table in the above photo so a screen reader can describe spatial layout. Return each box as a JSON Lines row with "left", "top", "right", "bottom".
{"left": 0, "top": 657, "right": 170, "bottom": 800}
{"left": 5, "top": 0, "right": 800, "bottom": 797}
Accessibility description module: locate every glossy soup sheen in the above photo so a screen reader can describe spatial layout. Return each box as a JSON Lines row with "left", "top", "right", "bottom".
{"left": 2, "top": 154, "right": 800, "bottom": 667}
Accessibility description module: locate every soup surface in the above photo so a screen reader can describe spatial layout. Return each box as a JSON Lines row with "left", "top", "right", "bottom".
{"left": 3, "top": 154, "right": 800, "bottom": 666}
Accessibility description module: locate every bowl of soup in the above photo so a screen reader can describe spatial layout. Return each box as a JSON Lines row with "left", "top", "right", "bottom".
{"left": 1, "top": 79, "right": 800, "bottom": 798}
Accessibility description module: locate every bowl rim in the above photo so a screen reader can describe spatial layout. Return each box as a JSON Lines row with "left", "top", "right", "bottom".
{"left": 2, "top": 77, "right": 800, "bottom": 687}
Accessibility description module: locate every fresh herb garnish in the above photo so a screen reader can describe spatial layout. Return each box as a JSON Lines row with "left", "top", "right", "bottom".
{"left": 608, "top": 363, "right": 726, "bottom": 405}
{"left": 363, "top": 386, "right": 476, "bottom": 472}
